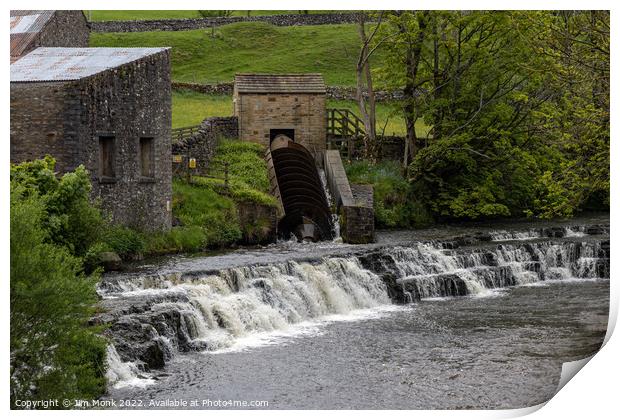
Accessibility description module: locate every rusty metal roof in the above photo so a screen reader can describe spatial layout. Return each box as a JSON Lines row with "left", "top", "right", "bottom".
{"left": 10, "top": 47, "right": 169, "bottom": 82}
{"left": 235, "top": 73, "right": 326, "bottom": 94}
{"left": 10, "top": 10, "right": 55, "bottom": 58}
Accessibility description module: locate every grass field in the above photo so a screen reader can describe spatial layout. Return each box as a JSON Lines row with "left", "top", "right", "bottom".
{"left": 87, "top": 11, "right": 341, "bottom": 21}
{"left": 91, "top": 22, "right": 376, "bottom": 86}
{"left": 171, "top": 91, "right": 430, "bottom": 137}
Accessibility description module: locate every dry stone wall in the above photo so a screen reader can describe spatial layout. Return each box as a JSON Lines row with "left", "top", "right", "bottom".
{"left": 171, "top": 116, "right": 238, "bottom": 175}
{"left": 91, "top": 12, "right": 361, "bottom": 33}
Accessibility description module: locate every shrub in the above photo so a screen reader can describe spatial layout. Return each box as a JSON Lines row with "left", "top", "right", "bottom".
{"left": 345, "top": 160, "right": 433, "bottom": 228}
{"left": 10, "top": 185, "right": 106, "bottom": 406}
{"left": 100, "top": 225, "right": 146, "bottom": 259}
{"left": 10, "top": 157, "right": 104, "bottom": 256}
{"left": 144, "top": 227, "right": 207, "bottom": 254}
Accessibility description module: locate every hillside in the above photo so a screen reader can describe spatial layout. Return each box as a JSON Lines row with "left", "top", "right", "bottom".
{"left": 91, "top": 22, "right": 378, "bottom": 86}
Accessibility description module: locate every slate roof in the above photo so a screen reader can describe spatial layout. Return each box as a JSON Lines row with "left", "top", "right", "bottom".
{"left": 235, "top": 73, "right": 326, "bottom": 94}
{"left": 10, "top": 47, "right": 170, "bottom": 82}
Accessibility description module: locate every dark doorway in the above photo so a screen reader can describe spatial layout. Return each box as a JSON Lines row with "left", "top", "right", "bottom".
{"left": 270, "top": 129, "right": 295, "bottom": 143}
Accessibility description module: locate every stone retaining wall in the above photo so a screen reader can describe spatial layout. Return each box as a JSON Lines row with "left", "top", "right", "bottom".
{"left": 91, "top": 12, "right": 361, "bottom": 33}
{"left": 324, "top": 150, "right": 375, "bottom": 244}
{"left": 171, "top": 116, "right": 238, "bottom": 175}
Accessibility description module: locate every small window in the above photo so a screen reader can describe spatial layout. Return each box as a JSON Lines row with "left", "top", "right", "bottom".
{"left": 139, "top": 137, "right": 154, "bottom": 178}
{"left": 99, "top": 136, "right": 115, "bottom": 178}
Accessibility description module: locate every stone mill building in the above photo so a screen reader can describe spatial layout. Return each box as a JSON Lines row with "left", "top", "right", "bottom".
{"left": 10, "top": 10, "right": 89, "bottom": 62}
{"left": 233, "top": 73, "right": 327, "bottom": 161}
{"left": 10, "top": 47, "right": 173, "bottom": 230}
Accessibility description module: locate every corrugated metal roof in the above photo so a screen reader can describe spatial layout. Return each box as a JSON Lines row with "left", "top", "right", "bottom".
{"left": 10, "top": 47, "right": 170, "bottom": 82}
{"left": 10, "top": 10, "right": 55, "bottom": 58}
{"left": 235, "top": 73, "right": 326, "bottom": 94}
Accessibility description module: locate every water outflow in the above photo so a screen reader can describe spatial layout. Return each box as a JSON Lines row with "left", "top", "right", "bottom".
{"left": 97, "top": 225, "right": 609, "bottom": 387}
{"left": 319, "top": 169, "right": 341, "bottom": 240}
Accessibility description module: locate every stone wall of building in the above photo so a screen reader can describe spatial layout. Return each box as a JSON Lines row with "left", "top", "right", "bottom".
{"left": 38, "top": 11, "right": 90, "bottom": 50}
{"left": 171, "top": 116, "right": 238, "bottom": 175}
{"left": 235, "top": 93, "right": 326, "bottom": 158}
{"left": 91, "top": 12, "right": 360, "bottom": 33}
{"left": 10, "top": 50, "right": 173, "bottom": 231}
{"left": 10, "top": 82, "right": 80, "bottom": 173}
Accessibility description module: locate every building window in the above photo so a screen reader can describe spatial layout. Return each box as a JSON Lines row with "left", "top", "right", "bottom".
{"left": 139, "top": 137, "right": 154, "bottom": 178}
{"left": 99, "top": 136, "right": 115, "bottom": 178}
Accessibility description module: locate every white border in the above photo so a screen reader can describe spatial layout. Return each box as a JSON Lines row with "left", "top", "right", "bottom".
{"left": 3, "top": 1, "right": 617, "bottom": 419}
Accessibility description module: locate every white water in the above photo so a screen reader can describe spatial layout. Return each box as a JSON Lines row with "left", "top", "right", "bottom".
{"left": 318, "top": 169, "right": 341, "bottom": 241}
{"left": 101, "top": 232, "right": 607, "bottom": 389}
{"left": 105, "top": 346, "right": 155, "bottom": 389}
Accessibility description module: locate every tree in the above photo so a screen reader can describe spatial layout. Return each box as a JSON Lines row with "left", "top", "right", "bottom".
{"left": 374, "top": 11, "right": 608, "bottom": 220}
{"left": 10, "top": 177, "right": 106, "bottom": 406}
{"left": 375, "top": 11, "right": 431, "bottom": 170}
{"left": 355, "top": 11, "right": 382, "bottom": 161}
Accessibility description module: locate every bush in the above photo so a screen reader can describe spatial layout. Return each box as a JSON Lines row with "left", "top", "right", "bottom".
{"left": 10, "top": 185, "right": 106, "bottom": 406}
{"left": 144, "top": 227, "right": 207, "bottom": 254}
{"left": 10, "top": 156, "right": 104, "bottom": 256}
{"left": 345, "top": 160, "right": 432, "bottom": 228}
{"left": 100, "top": 225, "right": 146, "bottom": 259}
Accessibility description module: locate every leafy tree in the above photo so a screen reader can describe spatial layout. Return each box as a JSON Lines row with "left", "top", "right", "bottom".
{"left": 10, "top": 156, "right": 104, "bottom": 256}
{"left": 10, "top": 183, "right": 106, "bottom": 407}
{"left": 372, "top": 10, "right": 608, "bottom": 220}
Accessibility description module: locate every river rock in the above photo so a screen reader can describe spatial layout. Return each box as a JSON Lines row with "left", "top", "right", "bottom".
{"left": 99, "top": 251, "right": 122, "bottom": 271}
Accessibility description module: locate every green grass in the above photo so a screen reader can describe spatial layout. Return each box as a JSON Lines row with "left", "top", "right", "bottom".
{"left": 87, "top": 10, "right": 342, "bottom": 21}
{"left": 87, "top": 10, "right": 204, "bottom": 21}
{"left": 91, "top": 22, "right": 374, "bottom": 86}
{"left": 172, "top": 91, "right": 233, "bottom": 128}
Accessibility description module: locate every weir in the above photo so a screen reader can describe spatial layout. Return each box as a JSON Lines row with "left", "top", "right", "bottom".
{"left": 96, "top": 224, "right": 609, "bottom": 387}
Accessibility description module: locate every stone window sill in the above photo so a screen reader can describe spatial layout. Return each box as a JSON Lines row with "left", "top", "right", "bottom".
{"left": 99, "top": 176, "right": 117, "bottom": 184}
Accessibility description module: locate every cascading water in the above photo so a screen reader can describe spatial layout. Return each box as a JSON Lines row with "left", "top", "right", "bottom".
{"left": 97, "top": 224, "right": 609, "bottom": 389}
{"left": 318, "top": 169, "right": 341, "bottom": 240}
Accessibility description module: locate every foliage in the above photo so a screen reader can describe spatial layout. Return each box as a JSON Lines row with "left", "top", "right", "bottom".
{"left": 373, "top": 11, "right": 609, "bottom": 220}
{"left": 172, "top": 180, "right": 242, "bottom": 248}
{"left": 10, "top": 156, "right": 104, "bottom": 256}
{"left": 99, "top": 225, "right": 146, "bottom": 259}
{"left": 345, "top": 160, "right": 432, "bottom": 228}
{"left": 143, "top": 227, "right": 208, "bottom": 254}
{"left": 10, "top": 183, "right": 106, "bottom": 407}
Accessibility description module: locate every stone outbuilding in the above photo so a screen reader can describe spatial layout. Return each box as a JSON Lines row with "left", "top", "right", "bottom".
{"left": 10, "top": 47, "right": 173, "bottom": 231}
{"left": 233, "top": 73, "right": 327, "bottom": 160}
{"left": 10, "top": 10, "right": 89, "bottom": 62}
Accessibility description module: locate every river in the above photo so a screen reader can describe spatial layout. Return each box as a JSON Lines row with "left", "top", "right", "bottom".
{"left": 97, "top": 215, "right": 610, "bottom": 409}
